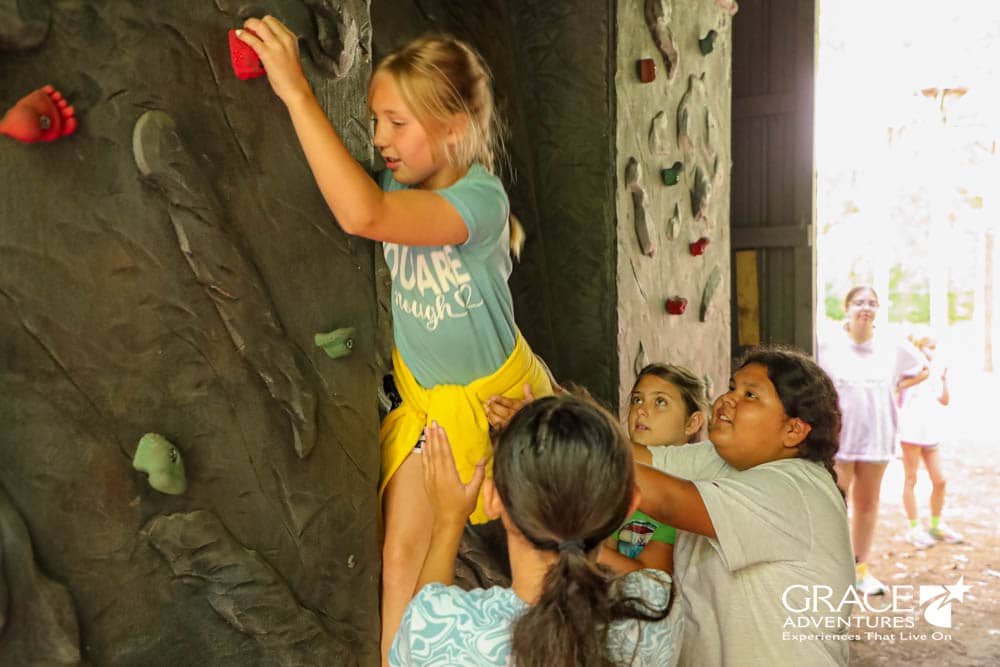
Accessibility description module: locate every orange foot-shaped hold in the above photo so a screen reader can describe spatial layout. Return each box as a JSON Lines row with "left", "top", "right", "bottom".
{"left": 0, "top": 85, "right": 78, "bottom": 143}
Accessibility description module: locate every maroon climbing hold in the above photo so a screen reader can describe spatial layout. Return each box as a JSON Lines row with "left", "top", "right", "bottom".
{"left": 665, "top": 297, "right": 688, "bottom": 315}
{"left": 1, "top": 85, "right": 77, "bottom": 143}
{"left": 637, "top": 58, "right": 656, "bottom": 83}
{"left": 230, "top": 29, "right": 266, "bottom": 80}
{"left": 689, "top": 237, "right": 710, "bottom": 256}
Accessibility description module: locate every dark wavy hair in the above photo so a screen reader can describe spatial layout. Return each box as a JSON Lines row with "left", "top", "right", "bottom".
{"left": 494, "top": 395, "right": 671, "bottom": 666}
{"left": 736, "top": 346, "right": 842, "bottom": 489}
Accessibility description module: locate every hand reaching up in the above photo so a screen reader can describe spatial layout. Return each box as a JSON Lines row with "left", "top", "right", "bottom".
{"left": 485, "top": 383, "right": 535, "bottom": 431}
{"left": 421, "top": 422, "right": 486, "bottom": 526}
{"left": 237, "top": 16, "right": 312, "bottom": 106}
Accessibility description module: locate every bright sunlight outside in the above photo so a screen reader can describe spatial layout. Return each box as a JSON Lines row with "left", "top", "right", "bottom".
{"left": 816, "top": 0, "right": 1000, "bottom": 444}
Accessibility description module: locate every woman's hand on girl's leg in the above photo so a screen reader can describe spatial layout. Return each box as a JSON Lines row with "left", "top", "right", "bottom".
{"left": 421, "top": 422, "right": 485, "bottom": 526}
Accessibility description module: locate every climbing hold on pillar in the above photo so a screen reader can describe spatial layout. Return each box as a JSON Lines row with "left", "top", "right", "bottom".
{"left": 625, "top": 157, "right": 655, "bottom": 257}
{"left": 661, "top": 161, "right": 683, "bottom": 186}
{"left": 699, "top": 30, "right": 718, "bottom": 55}
{"left": 665, "top": 297, "right": 688, "bottom": 315}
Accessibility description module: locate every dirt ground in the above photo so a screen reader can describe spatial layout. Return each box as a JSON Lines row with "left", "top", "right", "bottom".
{"left": 848, "top": 369, "right": 1000, "bottom": 666}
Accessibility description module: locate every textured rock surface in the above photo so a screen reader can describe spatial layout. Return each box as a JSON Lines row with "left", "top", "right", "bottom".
{"left": 0, "top": 484, "right": 80, "bottom": 664}
{"left": 0, "top": 1, "right": 379, "bottom": 664}
{"left": 616, "top": 0, "right": 733, "bottom": 407}
{"left": 0, "top": 1, "right": 733, "bottom": 663}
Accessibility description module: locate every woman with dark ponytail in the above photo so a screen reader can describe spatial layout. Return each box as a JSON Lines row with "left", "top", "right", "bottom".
{"left": 635, "top": 345, "right": 854, "bottom": 666}
{"left": 389, "top": 395, "right": 682, "bottom": 666}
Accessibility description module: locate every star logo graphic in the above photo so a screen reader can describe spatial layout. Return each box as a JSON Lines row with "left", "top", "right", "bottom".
{"left": 942, "top": 575, "right": 973, "bottom": 604}
{"left": 919, "top": 575, "right": 972, "bottom": 628}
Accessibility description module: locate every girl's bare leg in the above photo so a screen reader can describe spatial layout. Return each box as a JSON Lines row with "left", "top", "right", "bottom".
{"left": 900, "top": 443, "right": 923, "bottom": 522}
{"left": 380, "top": 453, "right": 434, "bottom": 665}
{"left": 834, "top": 459, "right": 855, "bottom": 501}
{"left": 849, "top": 461, "right": 889, "bottom": 563}
{"left": 921, "top": 446, "right": 946, "bottom": 518}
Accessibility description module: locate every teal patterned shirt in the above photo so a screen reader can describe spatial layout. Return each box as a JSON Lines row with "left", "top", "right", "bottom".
{"left": 389, "top": 570, "right": 682, "bottom": 666}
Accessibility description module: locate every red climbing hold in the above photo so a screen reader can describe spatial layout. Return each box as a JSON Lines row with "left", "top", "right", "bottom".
{"left": 665, "top": 297, "right": 688, "bottom": 315}
{"left": 689, "top": 237, "right": 710, "bottom": 256}
{"left": 230, "top": 29, "right": 265, "bottom": 80}
{"left": 1, "top": 85, "right": 78, "bottom": 143}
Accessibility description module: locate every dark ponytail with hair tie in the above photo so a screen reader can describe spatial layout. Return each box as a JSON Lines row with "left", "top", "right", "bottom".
{"left": 494, "top": 396, "right": 672, "bottom": 666}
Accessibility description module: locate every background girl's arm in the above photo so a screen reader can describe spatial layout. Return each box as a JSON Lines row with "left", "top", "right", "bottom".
{"left": 938, "top": 368, "right": 950, "bottom": 405}
{"left": 635, "top": 463, "right": 715, "bottom": 539}
{"left": 239, "top": 16, "right": 469, "bottom": 247}
{"left": 598, "top": 540, "right": 673, "bottom": 575}
{"left": 896, "top": 366, "right": 930, "bottom": 392}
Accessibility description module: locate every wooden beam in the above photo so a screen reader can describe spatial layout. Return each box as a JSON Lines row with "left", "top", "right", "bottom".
{"left": 731, "top": 224, "right": 812, "bottom": 250}
{"left": 732, "top": 92, "right": 799, "bottom": 119}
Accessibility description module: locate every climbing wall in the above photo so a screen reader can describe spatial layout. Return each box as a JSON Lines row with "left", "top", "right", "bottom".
{"left": 0, "top": 1, "right": 736, "bottom": 664}
{"left": 0, "top": 1, "right": 380, "bottom": 664}
{"left": 616, "top": 0, "right": 735, "bottom": 408}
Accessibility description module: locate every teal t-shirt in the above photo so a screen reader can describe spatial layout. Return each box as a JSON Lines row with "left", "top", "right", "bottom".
{"left": 379, "top": 164, "right": 517, "bottom": 388}
{"left": 612, "top": 510, "right": 677, "bottom": 558}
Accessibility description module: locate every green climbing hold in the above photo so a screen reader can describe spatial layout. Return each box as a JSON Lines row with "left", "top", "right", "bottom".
{"left": 662, "top": 161, "right": 683, "bottom": 186}
{"left": 133, "top": 433, "right": 187, "bottom": 495}
{"left": 699, "top": 30, "right": 717, "bottom": 55}
{"left": 315, "top": 327, "right": 356, "bottom": 359}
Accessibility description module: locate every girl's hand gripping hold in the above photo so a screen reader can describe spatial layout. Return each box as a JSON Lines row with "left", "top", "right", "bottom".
{"left": 237, "top": 16, "right": 312, "bottom": 106}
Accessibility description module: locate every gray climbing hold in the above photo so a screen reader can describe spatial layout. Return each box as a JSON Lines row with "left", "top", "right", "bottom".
{"left": 649, "top": 111, "right": 671, "bottom": 155}
{"left": 634, "top": 341, "right": 647, "bottom": 379}
{"left": 625, "top": 157, "right": 654, "bottom": 257}
{"left": 666, "top": 203, "right": 681, "bottom": 241}
{"left": 700, "top": 266, "right": 722, "bottom": 322}
{"left": 645, "top": 0, "right": 679, "bottom": 81}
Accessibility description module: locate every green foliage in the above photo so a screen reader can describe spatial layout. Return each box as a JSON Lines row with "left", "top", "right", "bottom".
{"left": 889, "top": 264, "right": 929, "bottom": 323}
{"left": 825, "top": 291, "right": 845, "bottom": 320}
{"left": 949, "top": 291, "right": 974, "bottom": 322}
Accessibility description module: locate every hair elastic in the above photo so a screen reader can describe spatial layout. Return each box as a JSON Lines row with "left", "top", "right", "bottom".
{"left": 557, "top": 539, "right": 585, "bottom": 553}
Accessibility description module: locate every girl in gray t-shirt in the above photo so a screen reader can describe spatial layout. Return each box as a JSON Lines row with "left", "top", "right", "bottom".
{"left": 637, "top": 346, "right": 855, "bottom": 666}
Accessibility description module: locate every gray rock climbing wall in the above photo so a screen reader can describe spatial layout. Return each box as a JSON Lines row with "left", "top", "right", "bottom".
{"left": 0, "top": 1, "right": 380, "bottom": 664}
{"left": 0, "top": 0, "right": 735, "bottom": 663}
{"left": 615, "top": 0, "right": 734, "bottom": 407}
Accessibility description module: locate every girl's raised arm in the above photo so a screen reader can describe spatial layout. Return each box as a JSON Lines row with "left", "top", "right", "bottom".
{"left": 238, "top": 16, "right": 470, "bottom": 247}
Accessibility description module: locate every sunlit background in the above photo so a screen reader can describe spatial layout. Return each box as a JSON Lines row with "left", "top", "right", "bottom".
{"left": 816, "top": 0, "right": 1000, "bottom": 448}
